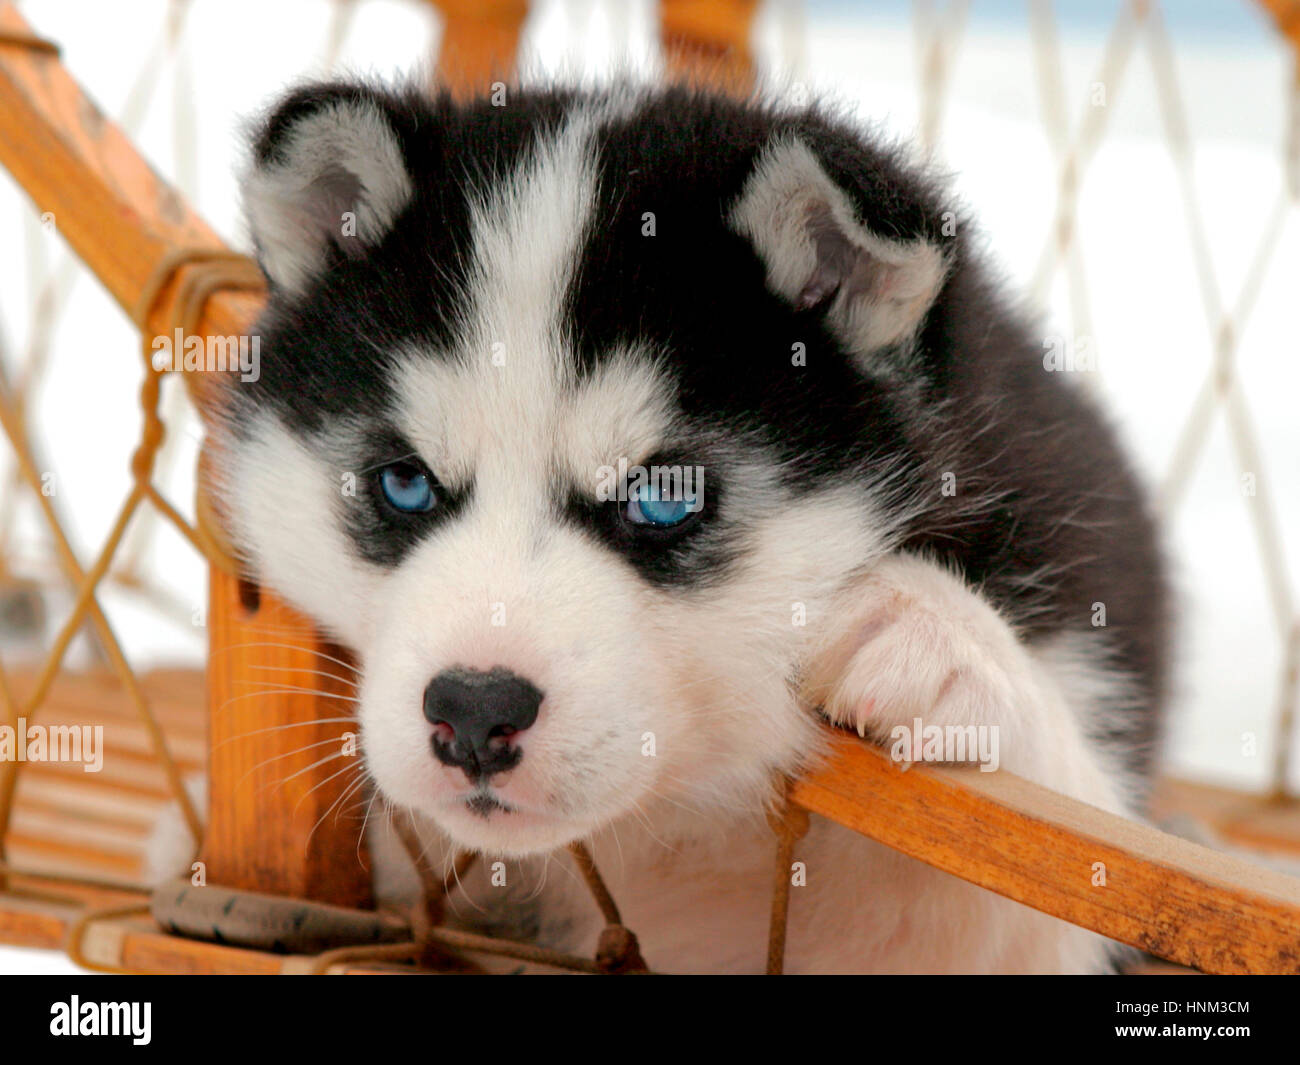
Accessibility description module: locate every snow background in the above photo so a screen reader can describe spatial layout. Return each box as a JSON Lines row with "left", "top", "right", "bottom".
{"left": 1, "top": 0, "right": 1296, "bottom": 973}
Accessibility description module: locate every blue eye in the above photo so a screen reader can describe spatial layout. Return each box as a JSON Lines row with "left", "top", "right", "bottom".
{"left": 378, "top": 463, "right": 436, "bottom": 513}
{"left": 625, "top": 482, "right": 694, "bottom": 528}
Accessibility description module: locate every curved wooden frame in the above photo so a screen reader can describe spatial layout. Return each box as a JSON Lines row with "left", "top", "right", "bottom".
{"left": 1, "top": 1, "right": 1299, "bottom": 974}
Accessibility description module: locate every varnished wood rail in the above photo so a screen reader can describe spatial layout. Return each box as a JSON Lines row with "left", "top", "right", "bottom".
{"left": 2, "top": 0, "right": 1299, "bottom": 973}
{"left": 796, "top": 735, "right": 1300, "bottom": 974}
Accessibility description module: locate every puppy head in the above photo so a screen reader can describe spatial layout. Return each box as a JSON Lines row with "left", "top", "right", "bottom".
{"left": 217, "top": 83, "right": 952, "bottom": 855}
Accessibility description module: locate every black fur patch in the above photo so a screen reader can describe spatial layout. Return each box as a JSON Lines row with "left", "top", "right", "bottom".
{"left": 338, "top": 429, "right": 473, "bottom": 569}
{"left": 561, "top": 442, "right": 737, "bottom": 589}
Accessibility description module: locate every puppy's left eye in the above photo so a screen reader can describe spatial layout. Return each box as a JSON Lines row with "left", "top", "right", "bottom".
{"left": 624, "top": 481, "right": 696, "bottom": 528}
{"left": 377, "top": 462, "right": 436, "bottom": 513}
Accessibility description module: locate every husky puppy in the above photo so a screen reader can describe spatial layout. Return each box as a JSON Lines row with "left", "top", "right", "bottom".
{"left": 204, "top": 81, "right": 1169, "bottom": 973}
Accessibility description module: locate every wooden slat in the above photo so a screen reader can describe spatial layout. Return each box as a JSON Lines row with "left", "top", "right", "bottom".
{"left": 2, "top": 669, "right": 203, "bottom": 882}
{"left": 0, "top": 894, "right": 288, "bottom": 973}
{"left": 17, "top": 753, "right": 182, "bottom": 799}
{"left": 8, "top": 668, "right": 207, "bottom": 730}
{"left": 22, "top": 715, "right": 202, "bottom": 763}
{"left": 133, "top": 668, "right": 208, "bottom": 711}
{"left": 660, "top": 0, "right": 760, "bottom": 93}
{"left": 14, "top": 773, "right": 176, "bottom": 828}
{"left": 430, "top": 0, "right": 528, "bottom": 95}
{"left": 0, "top": 894, "right": 71, "bottom": 952}
{"left": 0, "top": 891, "right": 408, "bottom": 974}
{"left": 1150, "top": 776, "right": 1300, "bottom": 856}
{"left": 9, "top": 808, "right": 146, "bottom": 853}
{"left": 793, "top": 734, "right": 1300, "bottom": 974}
{"left": 201, "top": 570, "right": 372, "bottom": 907}
{"left": 4, "top": 840, "right": 140, "bottom": 881}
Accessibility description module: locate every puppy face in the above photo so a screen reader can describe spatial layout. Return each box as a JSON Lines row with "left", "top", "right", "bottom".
{"left": 218, "top": 84, "right": 950, "bottom": 855}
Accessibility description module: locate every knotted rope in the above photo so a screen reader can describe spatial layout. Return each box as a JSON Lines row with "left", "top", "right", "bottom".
{"left": 566, "top": 840, "right": 649, "bottom": 973}
{"left": 765, "top": 777, "right": 810, "bottom": 975}
{"left": 132, "top": 246, "right": 265, "bottom": 577}
{"left": 375, "top": 806, "right": 650, "bottom": 974}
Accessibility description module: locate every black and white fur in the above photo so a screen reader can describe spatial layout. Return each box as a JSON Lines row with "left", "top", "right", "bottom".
{"left": 193, "top": 81, "right": 1170, "bottom": 973}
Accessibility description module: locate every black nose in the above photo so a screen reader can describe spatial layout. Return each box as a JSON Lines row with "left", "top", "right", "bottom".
{"left": 423, "top": 667, "right": 543, "bottom": 779}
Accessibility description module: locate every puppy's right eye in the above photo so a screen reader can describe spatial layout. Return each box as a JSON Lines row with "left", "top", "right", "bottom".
{"left": 377, "top": 462, "right": 436, "bottom": 514}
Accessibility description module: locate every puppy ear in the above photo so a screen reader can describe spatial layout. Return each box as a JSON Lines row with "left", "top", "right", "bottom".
{"left": 242, "top": 83, "right": 414, "bottom": 295}
{"left": 730, "top": 137, "right": 949, "bottom": 360}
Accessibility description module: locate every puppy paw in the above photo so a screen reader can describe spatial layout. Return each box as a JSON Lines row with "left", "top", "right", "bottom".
{"left": 803, "top": 553, "right": 1037, "bottom": 766}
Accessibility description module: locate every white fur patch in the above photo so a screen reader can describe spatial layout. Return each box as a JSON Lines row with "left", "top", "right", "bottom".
{"left": 220, "top": 413, "right": 382, "bottom": 649}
